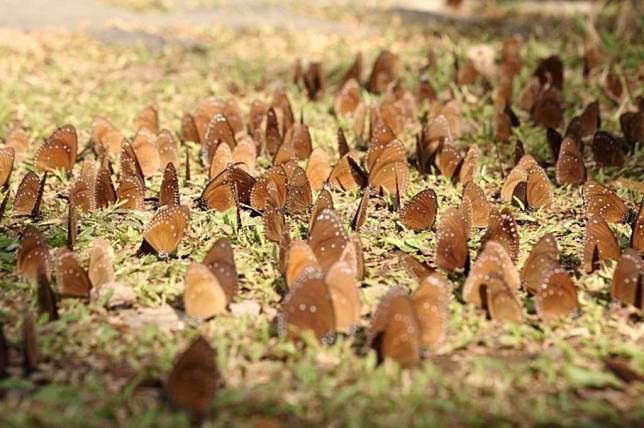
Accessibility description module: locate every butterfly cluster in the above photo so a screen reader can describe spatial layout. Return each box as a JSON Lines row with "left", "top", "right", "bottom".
{"left": 0, "top": 37, "right": 642, "bottom": 417}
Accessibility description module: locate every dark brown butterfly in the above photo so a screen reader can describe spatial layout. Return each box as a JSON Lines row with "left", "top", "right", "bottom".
{"left": 303, "top": 62, "right": 325, "bottom": 100}
{"left": 277, "top": 267, "right": 335, "bottom": 344}
{"left": 55, "top": 247, "right": 91, "bottom": 298}
{"left": 583, "top": 213, "right": 620, "bottom": 273}
{"left": 67, "top": 202, "right": 77, "bottom": 250}
{"left": 611, "top": 248, "right": 642, "bottom": 309}
{"left": 180, "top": 113, "right": 200, "bottom": 144}
{"left": 494, "top": 105, "right": 519, "bottom": 142}
{"left": 399, "top": 188, "right": 438, "bottom": 231}
{"left": 502, "top": 155, "right": 553, "bottom": 210}
{"left": 134, "top": 105, "right": 159, "bottom": 133}
{"left": 274, "top": 119, "right": 313, "bottom": 165}
{"left": 416, "top": 114, "right": 450, "bottom": 174}
{"left": 37, "top": 265, "right": 58, "bottom": 321}
{"left": 576, "top": 100, "right": 601, "bottom": 139}
{"left": 199, "top": 165, "right": 255, "bottom": 211}
{"left": 250, "top": 166, "right": 287, "bottom": 211}
{"left": 367, "top": 286, "right": 420, "bottom": 368}
{"left": 308, "top": 208, "right": 348, "bottom": 274}
{"left": 0, "top": 146, "right": 14, "bottom": 188}
{"left": 367, "top": 50, "right": 399, "bottom": 94}
{"left": 365, "top": 139, "right": 409, "bottom": 198}
{"left": 592, "top": 131, "right": 626, "bottom": 168}
{"left": 95, "top": 166, "right": 117, "bottom": 208}
{"left": 334, "top": 78, "right": 362, "bottom": 116}
{"left": 203, "top": 114, "right": 237, "bottom": 166}
{"left": 555, "top": 137, "right": 586, "bottom": 185}
{"left": 22, "top": 312, "right": 38, "bottom": 374}
{"left": 535, "top": 268, "right": 579, "bottom": 322}
{"left": 620, "top": 110, "right": 643, "bottom": 147}
{"left": 34, "top": 125, "right": 77, "bottom": 172}
{"left": 285, "top": 166, "right": 312, "bottom": 216}
{"left": 337, "top": 127, "right": 351, "bottom": 158}
{"left": 521, "top": 233, "right": 559, "bottom": 295}
{"left": 14, "top": 171, "right": 45, "bottom": 215}
{"left": 532, "top": 85, "right": 563, "bottom": 129}
{"left": 116, "top": 175, "right": 145, "bottom": 210}
{"left": 165, "top": 336, "right": 221, "bottom": 415}
{"left": 329, "top": 152, "right": 367, "bottom": 191}
{"left": 435, "top": 207, "right": 470, "bottom": 272}
{"left": 463, "top": 241, "right": 521, "bottom": 321}
{"left": 16, "top": 225, "right": 49, "bottom": 281}
{"left": 69, "top": 178, "right": 95, "bottom": 214}
{"left": 264, "top": 107, "right": 282, "bottom": 157}
{"left": 120, "top": 141, "right": 145, "bottom": 186}
{"left": 462, "top": 182, "right": 490, "bottom": 228}
{"left": 183, "top": 262, "right": 228, "bottom": 320}
{"left": 481, "top": 207, "right": 520, "bottom": 262}
{"left": 604, "top": 70, "right": 623, "bottom": 102}
{"left": 351, "top": 187, "right": 370, "bottom": 231}
{"left": 271, "top": 89, "right": 296, "bottom": 136}
{"left": 159, "top": 162, "right": 180, "bottom": 207}
{"left": 534, "top": 55, "right": 563, "bottom": 90}
{"left": 582, "top": 180, "right": 629, "bottom": 224}
{"left": 262, "top": 183, "right": 286, "bottom": 243}
{"left": 142, "top": 205, "right": 190, "bottom": 257}
{"left": 306, "top": 148, "right": 332, "bottom": 192}
{"left": 340, "top": 53, "right": 362, "bottom": 87}
{"left": 632, "top": 201, "right": 643, "bottom": 253}
{"left": 518, "top": 77, "right": 541, "bottom": 112}
{"left": 309, "top": 189, "right": 334, "bottom": 232}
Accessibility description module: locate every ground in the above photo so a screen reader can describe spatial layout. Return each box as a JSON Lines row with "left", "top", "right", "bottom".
{"left": 0, "top": 1, "right": 643, "bottom": 427}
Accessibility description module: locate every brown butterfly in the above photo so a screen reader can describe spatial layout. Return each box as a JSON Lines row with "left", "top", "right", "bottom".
{"left": 5, "top": 120, "right": 30, "bottom": 161}
{"left": 351, "top": 187, "right": 370, "bottom": 231}
{"left": 285, "top": 166, "right": 312, "bottom": 216}
{"left": 203, "top": 115, "right": 237, "bottom": 166}
{"left": 365, "top": 139, "right": 409, "bottom": 198}
{"left": 325, "top": 254, "right": 361, "bottom": 334}
{"left": 132, "top": 128, "right": 160, "bottom": 177}
{"left": 36, "top": 266, "right": 58, "bottom": 322}
{"left": 159, "top": 162, "right": 180, "bottom": 207}
{"left": 22, "top": 312, "right": 39, "bottom": 374}
{"left": 340, "top": 52, "right": 362, "bottom": 87}
{"left": 199, "top": 164, "right": 255, "bottom": 212}
{"left": 165, "top": 336, "right": 221, "bottom": 415}
{"left": 306, "top": 148, "right": 332, "bottom": 192}
{"left": 334, "top": 78, "right": 362, "bottom": 116}
{"left": 518, "top": 77, "right": 541, "bottom": 112}
{"left": 502, "top": 155, "right": 553, "bottom": 210}
{"left": 620, "top": 110, "right": 643, "bottom": 148}
{"left": 417, "top": 115, "right": 452, "bottom": 175}
{"left": 69, "top": 178, "right": 95, "bottom": 214}
{"left": 0, "top": 146, "right": 15, "bottom": 189}
{"left": 535, "top": 268, "right": 579, "bottom": 322}
{"left": 582, "top": 214, "right": 620, "bottom": 273}
{"left": 611, "top": 248, "right": 643, "bottom": 309}
{"left": 462, "top": 182, "right": 491, "bottom": 228}
{"left": 367, "top": 286, "right": 421, "bottom": 368}
{"left": 285, "top": 240, "right": 320, "bottom": 288}
{"left": 90, "top": 117, "right": 124, "bottom": 157}
{"left": 181, "top": 113, "right": 200, "bottom": 145}
{"left": 14, "top": 171, "right": 45, "bottom": 215}
{"left": 399, "top": 188, "right": 438, "bottom": 231}
{"left": 592, "top": 131, "right": 626, "bottom": 168}
{"left": 500, "top": 35, "right": 523, "bottom": 77}
{"left": 184, "top": 263, "right": 228, "bottom": 320}
{"left": 303, "top": 62, "right": 325, "bottom": 100}
{"left": 521, "top": 233, "right": 559, "bottom": 295}
{"left": 494, "top": 105, "right": 519, "bottom": 142}
{"left": 264, "top": 107, "right": 282, "bottom": 157}
{"left": 34, "top": 125, "right": 77, "bottom": 172}
{"left": 202, "top": 237, "right": 238, "bottom": 303}
{"left": 277, "top": 267, "right": 336, "bottom": 344}
{"left": 397, "top": 251, "right": 435, "bottom": 282}
{"left": 328, "top": 152, "right": 366, "bottom": 191}
{"left": 274, "top": 118, "right": 313, "bottom": 164}
{"left": 116, "top": 175, "right": 145, "bottom": 210}
{"left": 156, "top": 129, "right": 179, "bottom": 168}
{"left": 413, "top": 271, "right": 450, "bottom": 349}
{"left": 435, "top": 206, "right": 470, "bottom": 272}
{"left": 481, "top": 207, "right": 520, "bottom": 262}
{"left": 556, "top": 137, "right": 586, "bottom": 185}
{"left": 574, "top": 100, "right": 601, "bottom": 139}
{"left": 604, "top": 70, "right": 623, "bottom": 102}
{"left": 309, "top": 189, "right": 334, "bottom": 232}
{"left": 134, "top": 105, "right": 159, "bottom": 133}
{"left": 271, "top": 89, "right": 295, "bottom": 135}
{"left": 632, "top": 201, "right": 643, "bottom": 253}
{"left": 142, "top": 205, "right": 190, "bottom": 258}
{"left": 250, "top": 166, "right": 287, "bottom": 211}
{"left": 463, "top": 241, "right": 521, "bottom": 321}
{"left": 308, "top": 208, "right": 348, "bottom": 274}
{"left": 67, "top": 202, "right": 77, "bottom": 250}
{"left": 55, "top": 247, "right": 91, "bottom": 298}
{"left": 88, "top": 238, "right": 116, "bottom": 288}
{"left": 95, "top": 166, "right": 117, "bottom": 208}
{"left": 534, "top": 55, "right": 563, "bottom": 89}
{"left": 0, "top": 324, "right": 8, "bottom": 378}
{"left": 367, "top": 50, "right": 399, "bottom": 94}
{"left": 120, "top": 140, "right": 145, "bottom": 186}
{"left": 262, "top": 183, "right": 286, "bottom": 243}
{"left": 582, "top": 180, "right": 630, "bottom": 224}
{"left": 16, "top": 226, "right": 49, "bottom": 281}
{"left": 532, "top": 85, "right": 563, "bottom": 129}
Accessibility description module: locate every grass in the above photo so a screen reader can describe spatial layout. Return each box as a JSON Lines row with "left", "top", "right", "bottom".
{"left": 0, "top": 3, "right": 643, "bottom": 427}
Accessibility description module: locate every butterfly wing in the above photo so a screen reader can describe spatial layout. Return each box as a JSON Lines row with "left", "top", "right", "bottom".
{"left": 143, "top": 205, "right": 190, "bottom": 256}
{"left": 34, "top": 125, "right": 77, "bottom": 172}
{"left": 399, "top": 188, "right": 438, "bottom": 231}
{"left": 55, "top": 247, "right": 91, "bottom": 298}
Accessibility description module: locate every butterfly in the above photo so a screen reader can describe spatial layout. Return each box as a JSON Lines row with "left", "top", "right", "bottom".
{"left": 88, "top": 238, "right": 116, "bottom": 288}
{"left": 350, "top": 188, "right": 370, "bottom": 232}
{"left": 5, "top": 120, "right": 30, "bottom": 161}
{"left": 435, "top": 206, "right": 470, "bottom": 272}
{"left": 555, "top": 137, "right": 586, "bottom": 185}
{"left": 339, "top": 52, "right": 362, "bottom": 87}
{"left": 67, "top": 202, "right": 77, "bottom": 250}
{"left": 324, "top": 249, "right": 361, "bottom": 334}
{"left": 0, "top": 146, "right": 15, "bottom": 189}
{"left": 34, "top": 125, "right": 77, "bottom": 172}
{"left": 308, "top": 208, "right": 349, "bottom": 274}
{"left": 264, "top": 107, "right": 282, "bottom": 157}
{"left": 632, "top": 201, "right": 643, "bottom": 253}
{"left": 532, "top": 84, "right": 563, "bottom": 129}
{"left": 199, "top": 164, "right": 255, "bottom": 212}
{"left": 284, "top": 166, "right": 313, "bottom": 216}
{"left": 328, "top": 152, "right": 367, "bottom": 191}
{"left": 285, "top": 240, "right": 320, "bottom": 289}
{"left": 582, "top": 213, "right": 620, "bottom": 273}
{"left": 367, "top": 286, "right": 421, "bottom": 368}
{"left": 481, "top": 207, "right": 520, "bottom": 262}
{"left": 262, "top": 182, "right": 286, "bottom": 243}
{"left": 462, "top": 182, "right": 491, "bottom": 228}
{"left": 156, "top": 129, "right": 180, "bottom": 168}
{"left": 592, "top": 131, "right": 627, "bottom": 168}
{"left": 517, "top": 77, "right": 542, "bottom": 112}
{"left": 183, "top": 262, "right": 229, "bottom": 320}
{"left": 159, "top": 162, "right": 180, "bottom": 207}
{"left": 365, "top": 139, "right": 409, "bottom": 199}
{"left": 133, "top": 105, "right": 159, "bottom": 133}
{"left": 36, "top": 265, "right": 58, "bottom": 322}
{"left": 116, "top": 175, "right": 145, "bottom": 210}
{"left": 399, "top": 188, "right": 438, "bottom": 231}
{"left": 132, "top": 128, "right": 161, "bottom": 177}
{"left": 202, "top": 237, "right": 238, "bottom": 303}
{"left": 500, "top": 35, "right": 523, "bottom": 77}
{"left": 13, "top": 172, "right": 44, "bottom": 216}
{"left": 309, "top": 189, "right": 334, "bottom": 232}
{"left": 15, "top": 225, "right": 49, "bottom": 281}
{"left": 604, "top": 70, "right": 623, "bottom": 102}
{"left": 69, "top": 178, "right": 95, "bottom": 214}
{"left": 611, "top": 248, "right": 643, "bottom": 309}
{"left": 120, "top": 140, "right": 145, "bottom": 186}
{"left": 521, "top": 233, "right": 559, "bottom": 295}
{"left": 619, "top": 110, "right": 643, "bottom": 147}
{"left": 165, "top": 336, "right": 221, "bottom": 415}
{"left": 305, "top": 148, "right": 332, "bottom": 192}
{"left": 502, "top": 155, "right": 553, "bottom": 210}
{"left": 274, "top": 117, "right": 313, "bottom": 165}
{"left": 303, "top": 62, "right": 325, "bottom": 100}
{"left": 250, "top": 166, "right": 288, "bottom": 211}
{"left": 571, "top": 100, "right": 601, "bottom": 140}
{"left": 417, "top": 74, "right": 437, "bottom": 105}
{"left": 463, "top": 241, "right": 522, "bottom": 322}
{"left": 535, "top": 267, "right": 579, "bottom": 322}
{"left": 416, "top": 115, "right": 452, "bottom": 174}
{"left": 271, "top": 89, "right": 296, "bottom": 136}
{"left": 180, "top": 113, "right": 201, "bottom": 144}
{"left": 95, "top": 166, "right": 117, "bottom": 208}
{"left": 582, "top": 180, "right": 630, "bottom": 224}
{"left": 277, "top": 267, "right": 336, "bottom": 344}
{"left": 141, "top": 205, "right": 190, "bottom": 258}
{"left": 412, "top": 271, "right": 451, "bottom": 350}
{"left": 334, "top": 78, "right": 362, "bottom": 116}
{"left": 397, "top": 251, "right": 435, "bottom": 282}
{"left": 55, "top": 247, "right": 92, "bottom": 298}
{"left": 367, "top": 50, "right": 399, "bottom": 94}
{"left": 534, "top": 55, "right": 563, "bottom": 90}
{"left": 202, "top": 114, "right": 237, "bottom": 166}
{"left": 22, "top": 312, "right": 39, "bottom": 374}
{"left": 90, "top": 117, "right": 124, "bottom": 157}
